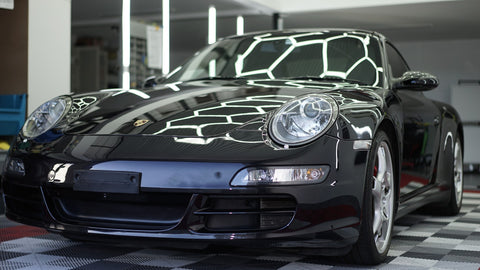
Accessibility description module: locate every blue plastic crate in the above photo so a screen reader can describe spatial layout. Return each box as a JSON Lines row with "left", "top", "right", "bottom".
{"left": 0, "top": 94, "right": 27, "bottom": 136}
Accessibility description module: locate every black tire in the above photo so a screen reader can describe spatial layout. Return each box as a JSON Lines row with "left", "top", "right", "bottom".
{"left": 348, "top": 130, "right": 396, "bottom": 265}
{"left": 444, "top": 136, "right": 463, "bottom": 215}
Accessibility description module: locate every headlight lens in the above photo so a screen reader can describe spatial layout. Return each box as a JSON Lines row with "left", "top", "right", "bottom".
{"left": 270, "top": 94, "right": 338, "bottom": 145}
{"left": 231, "top": 166, "right": 330, "bottom": 186}
{"left": 22, "top": 96, "right": 71, "bottom": 138}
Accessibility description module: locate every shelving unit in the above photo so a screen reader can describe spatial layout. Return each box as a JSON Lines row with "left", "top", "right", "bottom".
{"left": 71, "top": 46, "right": 108, "bottom": 93}
{"left": 130, "top": 21, "right": 161, "bottom": 89}
{"left": 130, "top": 37, "right": 148, "bottom": 88}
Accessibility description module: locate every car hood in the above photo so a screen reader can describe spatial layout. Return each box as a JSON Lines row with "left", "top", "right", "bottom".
{"left": 62, "top": 79, "right": 382, "bottom": 137}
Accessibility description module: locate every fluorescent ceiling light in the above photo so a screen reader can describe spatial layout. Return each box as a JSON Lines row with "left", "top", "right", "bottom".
{"left": 246, "top": 0, "right": 458, "bottom": 13}
{"left": 162, "top": 0, "right": 170, "bottom": 74}
{"left": 122, "top": 0, "right": 130, "bottom": 89}
{"left": 208, "top": 5, "right": 216, "bottom": 44}
{"left": 237, "top": 15, "right": 244, "bottom": 35}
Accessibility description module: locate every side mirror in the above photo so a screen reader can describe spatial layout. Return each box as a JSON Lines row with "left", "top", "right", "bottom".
{"left": 392, "top": 71, "right": 438, "bottom": 91}
{"left": 143, "top": 75, "right": 165, "bottom": 89}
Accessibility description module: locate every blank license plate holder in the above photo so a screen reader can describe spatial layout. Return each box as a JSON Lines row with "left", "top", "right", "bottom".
{"left": 73, "top": 170, "right": 141, "bottom": 194}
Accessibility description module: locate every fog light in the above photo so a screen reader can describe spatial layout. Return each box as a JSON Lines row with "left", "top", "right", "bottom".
{"left": 231, "top": 166, "right": 329, "bottom": 186}
{"left": 7, "top": 158, "right": 25, "bottom": 176}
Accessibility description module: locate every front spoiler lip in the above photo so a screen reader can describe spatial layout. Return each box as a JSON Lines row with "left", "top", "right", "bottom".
{"left": 43, "top": 218, "right": 359, "bottom": 250}
{"left": 84, "top": 216, "right": 359, "bottom": 241}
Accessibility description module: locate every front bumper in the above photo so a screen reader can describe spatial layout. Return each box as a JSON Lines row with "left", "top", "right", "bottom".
{"left": 1, "top": 134, "right": 369, "bottom": 250}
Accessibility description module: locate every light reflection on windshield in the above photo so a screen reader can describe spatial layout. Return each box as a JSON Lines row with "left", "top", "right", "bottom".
{"left": 164, "top": 30, "right": 384, "bottom": 87}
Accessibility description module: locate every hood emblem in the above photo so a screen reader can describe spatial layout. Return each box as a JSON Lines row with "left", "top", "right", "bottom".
{"left": 134, "top": 119, "right": 149, "bottom": 127}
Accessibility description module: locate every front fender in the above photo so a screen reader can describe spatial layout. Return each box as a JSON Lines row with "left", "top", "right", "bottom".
{"left": 328, "top": 108, "right": 382, "bottom": 140}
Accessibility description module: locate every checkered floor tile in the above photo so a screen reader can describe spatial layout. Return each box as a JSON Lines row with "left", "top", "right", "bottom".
{"left": 1, "top": 193, "right": 480, "bottom": 270}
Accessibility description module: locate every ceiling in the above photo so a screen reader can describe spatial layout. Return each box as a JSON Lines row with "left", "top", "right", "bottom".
{"left": 244, "top": 0, "right": 458, "bottom": 13}
{"left": 72, "top": 0, "right": 267, "bottom": 25}
{"left": 72, "top": 0, "right": 480, "bottom": 63}
{"left": 281, "top": 0, "right": 480, "bottom": 42}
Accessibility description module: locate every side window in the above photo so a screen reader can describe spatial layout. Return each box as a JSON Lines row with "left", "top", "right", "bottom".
{"left": 386, "top": 43, "right": 409, "bottom": 78}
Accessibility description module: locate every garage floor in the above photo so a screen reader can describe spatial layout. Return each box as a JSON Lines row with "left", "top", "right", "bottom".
{"left": 1, "top": 186, "right": 480, "bottom": 270}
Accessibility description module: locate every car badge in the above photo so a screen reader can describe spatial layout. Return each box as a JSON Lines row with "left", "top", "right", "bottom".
{"left": 134, "top": 119, "right": 149, "bottom": 127}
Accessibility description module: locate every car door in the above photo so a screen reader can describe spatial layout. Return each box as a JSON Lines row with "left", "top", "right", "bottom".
{"left": 386, "top": 43, "right": 442, "bottom": 197}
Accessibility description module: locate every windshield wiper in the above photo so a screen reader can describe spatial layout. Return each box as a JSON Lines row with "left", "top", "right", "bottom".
{"left": 185, "top": 76, "right": 247, "bottom": 82}
{"left": 285, "top": 76, "right": 367, "bottom": 85}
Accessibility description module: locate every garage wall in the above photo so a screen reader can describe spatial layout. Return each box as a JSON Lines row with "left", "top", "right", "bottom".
{"left": 171, "top": 51, "right": 196, "bottom": 69}
{"left": 0, "top": 0, "right": 28, "bottom": 95}
{"left": 169, "top": 15, "right": 272, "bottom": 69}
{"left": 28, "top": 0, "right": 71, "bottom": 114}
{"left": 395, "top": 39, "right": 480, "bottom": 164}
{"left": 395, "top": 39, "right": 480, "bottom": 105}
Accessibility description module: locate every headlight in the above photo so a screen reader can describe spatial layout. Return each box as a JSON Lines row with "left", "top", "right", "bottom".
{"left": 269, "top": 94, "right": 338, "bottom": 146}
{"left": 231, "top": 166, "right": 330, "bottom": 186}
{"left": 22, "top": 96, "right": 71, "bottom": 138}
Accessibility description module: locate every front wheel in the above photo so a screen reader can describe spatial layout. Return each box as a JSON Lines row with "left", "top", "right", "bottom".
{"left": 348, "top": 130, "right": 396, "bottom": 265}
{"left": 444, "top": 136, "right": 463, "bottom": 215}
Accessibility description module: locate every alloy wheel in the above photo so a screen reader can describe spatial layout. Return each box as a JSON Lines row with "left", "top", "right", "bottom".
{"left": 454, "top": 138, "right": 463, "bottom": 206}
{"left": 372, "top": 141, "right": 394, "bottom": 254}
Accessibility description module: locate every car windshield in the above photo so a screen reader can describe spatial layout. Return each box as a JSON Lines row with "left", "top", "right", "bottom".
{"left": 163, "top": 30, "right": 385, "bottom": 87}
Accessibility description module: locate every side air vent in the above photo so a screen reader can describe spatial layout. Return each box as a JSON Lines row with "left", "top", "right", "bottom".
{"left": 194, "top": 195, "right": 296, "bottom": 232}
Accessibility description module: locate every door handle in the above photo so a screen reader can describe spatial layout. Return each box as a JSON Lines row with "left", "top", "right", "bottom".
{"left": 433, "top": 116, "right": 440, "bottom": 126}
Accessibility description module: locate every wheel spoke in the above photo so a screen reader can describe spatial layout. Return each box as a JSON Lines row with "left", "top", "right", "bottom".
{"left": 383, "top": 191, "right": 392, "bottom": 208}
{"left": 453, "top": 139, "right": 463, "bottom": 206}
{"left": 383, "top": 172, "right": 392, "bottom": 197}
{"left": 373, "top": 209, "right": 382, "bottom": 235}
{"left": 376, "top": 147, "right": 387, "bottom": 181}
{"left": 372, "top": 176, "right": 382, "bottom": 197}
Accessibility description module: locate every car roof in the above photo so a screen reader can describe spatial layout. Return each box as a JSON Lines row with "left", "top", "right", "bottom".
{"left": 223, "top": 28, "right": 387, "bottom": 41}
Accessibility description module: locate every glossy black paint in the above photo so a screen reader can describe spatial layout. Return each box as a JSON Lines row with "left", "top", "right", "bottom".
{"left": 1, "top": 29, "right": 463, "bottom": 254}
{"left": 393, "top": 71, "right": 439, "bottom": 91}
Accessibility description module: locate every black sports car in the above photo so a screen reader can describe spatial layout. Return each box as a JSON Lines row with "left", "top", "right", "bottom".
{"left": 1, "top": 29, "right": 463, "bottom": 264}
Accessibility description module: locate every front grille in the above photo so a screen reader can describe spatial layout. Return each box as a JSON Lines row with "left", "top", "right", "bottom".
{"left": 2, "top": 181, "right": 44, "bottom": 221}
{"left": 45, "top": 188, "right": 191, "bottom": 230}
{"left": 194, "top": 195, "right": 296, "bottom": 232}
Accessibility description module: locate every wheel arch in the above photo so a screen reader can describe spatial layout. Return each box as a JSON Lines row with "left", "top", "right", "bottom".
{"left": 456, "top": 123, "right": 464, "bottom": 156}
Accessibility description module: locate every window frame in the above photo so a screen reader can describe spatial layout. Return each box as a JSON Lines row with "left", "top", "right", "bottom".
{"left": 385, "top": 41, "right": 411, "bottom": 83}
